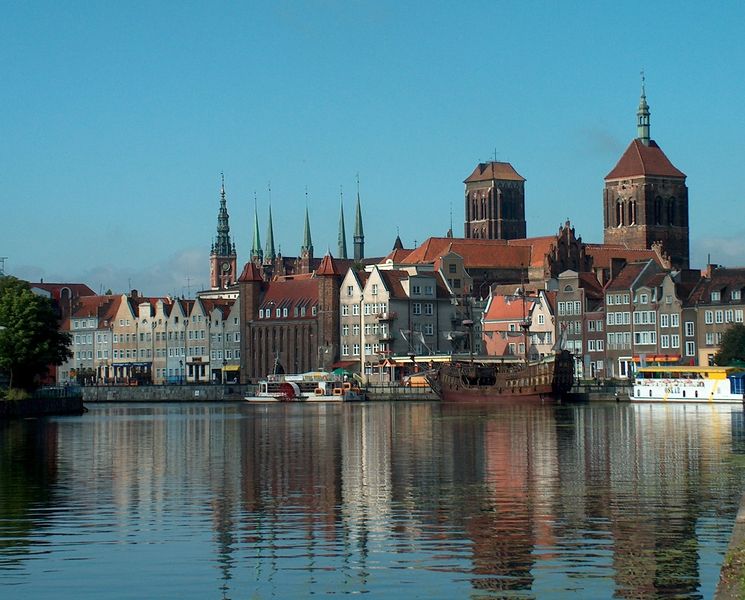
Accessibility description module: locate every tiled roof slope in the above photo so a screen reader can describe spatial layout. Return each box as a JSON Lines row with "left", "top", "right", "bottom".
{"left": 464, "top": 161, "right": 525, "bottom": 183}
{"left": 406, "top": 237, "right": 530, "bottom": 268}
{"left": 605, "top": 139, "right": 686, "bottom": 180}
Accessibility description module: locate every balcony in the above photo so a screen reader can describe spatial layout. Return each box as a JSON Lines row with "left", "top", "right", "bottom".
{"left": 379, "top": 333, "right": 395, "bottom": 342}
{"left": 377, "top": 312, "right": 397, "bottom": 321}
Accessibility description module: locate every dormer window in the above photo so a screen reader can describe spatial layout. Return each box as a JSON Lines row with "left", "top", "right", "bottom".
{"left": 733, "top": 290, "right": 742, "bottom": 301}
{"left": 259, "top": 309, "right": 264, "bottom": 318}
{"left": 640, "top": 294, "right": 648, "bottom": 304}
{"left": 711, "top": 291, "right": 721, "bottom": 302}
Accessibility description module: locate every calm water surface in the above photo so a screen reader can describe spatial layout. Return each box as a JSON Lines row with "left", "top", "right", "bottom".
{"left": 1, "top": 401, "right": 744, "bottom": 599}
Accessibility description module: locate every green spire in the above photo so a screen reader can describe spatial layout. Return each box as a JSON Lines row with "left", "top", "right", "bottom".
{"left": 251, "top": 192, "right": 263, "bottom": 261}
{"left": 265, "top": 203, "right": 276, "bottom": 261}
{"left": 353, "top": 175, "right": 364, "bottom": 261}
{"left": 337, "top": 186, "right": 348, "bottom": 259}
{"left": 301, "top": 198, "right": 313, "bottom": 257}
{"left": 637, "top": 71, "right": 650, "bottom": 146}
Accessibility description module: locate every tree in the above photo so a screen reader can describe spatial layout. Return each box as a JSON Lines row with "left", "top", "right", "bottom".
{"left": 0, "top": 276, "right": 72, "bottom": 391}
{"left": 714, "top": 323, "right": 745, "bottom": 366}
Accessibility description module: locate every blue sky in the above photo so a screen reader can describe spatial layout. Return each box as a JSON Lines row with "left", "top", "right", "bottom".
{"left": 2, "top": 1, "right": 744, "bottom": 296}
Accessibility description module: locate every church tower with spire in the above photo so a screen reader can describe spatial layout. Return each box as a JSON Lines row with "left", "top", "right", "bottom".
{"left": 603, "top": 76, "right": 689, "bottom": 269}
{"left": 337, "top": 188, "right": 348, "bottom": 259}
{"left": 264, "top": 203, "right": 276, "bottom": 264}
{"left": 353, "top": 179, "right": 365, "bottom": 261}
{"left": 210, "top": 174, "right": 237, "bottom": 290}
{"left": 250, "top": 195, "right": 263, "bottom": 265}
{"left": 299, "top": 200, "right": 314, "bottom": 273}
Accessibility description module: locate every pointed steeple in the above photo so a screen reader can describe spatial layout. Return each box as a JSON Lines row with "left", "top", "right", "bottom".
{"left": 337, "top": 186, "right": 348, "bottom": 259}
{"left": 265, "top": 203, "right": 276, "bottom": 261}
{"left": 353, "top": 175, "right": 365, "bottom": 262}
{"left": 251, "top": 192, "right": 263, "bottom": 261}
{"left": 212, "top": 173, "right": 235, "bottom": 256}
{"left": 301, "top": 190, "right": 313, "bottom": 257}
{"left": 637, "top": 71, "right": 650, "bottom": 146}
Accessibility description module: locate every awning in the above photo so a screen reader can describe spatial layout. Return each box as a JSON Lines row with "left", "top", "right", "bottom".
{"left": 222, "top": 365, "right": 240, "bottom": 371}
{"left": 331, "top": 361, "right": 357, "bottom": 369}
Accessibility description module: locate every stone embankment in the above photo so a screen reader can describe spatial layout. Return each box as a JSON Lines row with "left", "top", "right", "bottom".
{"left": 0, "top": 388, "right": 85, "bottom": 419}
{"left": 82, "top": 384, "right": 250, "bottom": 402}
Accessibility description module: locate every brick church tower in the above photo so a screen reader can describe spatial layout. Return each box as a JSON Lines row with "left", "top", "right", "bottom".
{"left": 209, "top": 174, "right": 238, "bottom": 289}
{"left": 464, "top": 161, "right": 526, "bottom": 240}
{"left": 603, "top": 79, "right": 689, "bottom": 269}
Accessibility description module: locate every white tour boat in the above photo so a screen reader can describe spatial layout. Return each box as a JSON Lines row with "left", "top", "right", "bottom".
{"left": 630, "top": 365, "right": 745, "bottom": 403}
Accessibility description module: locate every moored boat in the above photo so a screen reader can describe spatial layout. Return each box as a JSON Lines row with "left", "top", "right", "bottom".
{"left": 630, "top": 365, "right": 745, "bottom": 403}
{"left": 426, "top": 350, "right": 575, "bottom": 403}
{"left": 245, "top": 372, "right": 367, "bottom": 403}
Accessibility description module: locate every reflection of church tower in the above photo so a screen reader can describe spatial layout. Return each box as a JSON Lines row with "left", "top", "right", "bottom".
{"left": 209, "top": 174, "right": 237, "bottom": 290}
{"left": 464, "top": 161, "right": 526, "bottom": 240}
{"left": 603, "top": 77, "right": 689, "bottom": 269}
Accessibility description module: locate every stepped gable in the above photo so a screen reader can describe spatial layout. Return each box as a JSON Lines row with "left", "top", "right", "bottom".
{"left": 464, "top": 161, "right": 525, "bottom": 183}
{"left": 605, "top": 139, "right": 686, "bottom": 180}
{"left": 238, "top": 262, "right": 263, "bottom": 282}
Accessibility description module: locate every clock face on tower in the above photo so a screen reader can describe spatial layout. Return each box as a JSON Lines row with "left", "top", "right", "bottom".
{"left": 221, "top": 261, "right": 231, "bottom": 273}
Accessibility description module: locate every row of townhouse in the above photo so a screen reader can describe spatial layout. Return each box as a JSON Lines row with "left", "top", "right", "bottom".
{"left": 553, "top": 262, "right": 745, "bottom": 380}
{"left": 60, "top": 292, "right": 242, "bottom": 385}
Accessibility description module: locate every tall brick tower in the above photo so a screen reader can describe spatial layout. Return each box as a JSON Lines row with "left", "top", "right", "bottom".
{"left": 464, "top": 161, "right": 526, "bottom": 240}
{"left": 237, "top": 261, "right": 263, "bottom": 383}
{"left": 315, "top": 253, "right": 342, "bottom": 369}
{"left": 603, "top": 79, "right": 689, "bottom": 269}
{"left": 209, "top": 174, "right": 237, "bottom": 289}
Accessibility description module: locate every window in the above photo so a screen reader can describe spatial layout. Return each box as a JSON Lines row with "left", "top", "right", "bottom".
{"left": 574, "top": 301, "right": 581, "bottom": 315}
{"left": 705, "top": 332, "right": 714, "bottom": 345}
{"left": 342, "top": 305, "right": 349, "bottom": 316}
{"left": 412, "top": 285, "right": 421, "bottom": 295}
{"left": 711, "top": 291, "right": 721, "bottom": 302}
{"left": 623, "top": 294, "right": 630, "bottom": 304}
{"left": 640, "top": 293, "right": 648, "bottom": 304}
{"left": 347, "top": 285, "right": 354, "bottom": 296}
{"left": 448, "top": 264, "right": 456, "bottom": 274}
{"left": 596, "top": 320, "right": 603, "bottom": 332}
{"left": 425, "top": 285, "right": 433, "bottom": 296}
{"left": 597, "top": 340, "right": 604, "bottom": 351}
{"left": 685, "top": 322, "right": 694, "bottom": 337}
{"left": 587, "top": 320, "right": 595, "bottom": 332}
{"left": 371, "top": 284, "right": 378, "bottom": 296}
{"left": 607, "top": 313, "right": 616, "bottom": 325}
{"left": 671, "top": 334, "right": 680, "bottom": 348}
{"left": 537, "top": 314, "right": 545, "bottom": 325}
{"left": 715, "top": 310, "right": 724, "bottom": 324}
{"left": 660, "top": 313, "right": 669, "bottom": 328}
{"left": 352, "top": 304, "right": 359, "bottom": 316}
{"left": 353, "top": 344, "right": 360, "bottom": 356}
{"left": 412, "top": 303, "right": 422, "bottom": 315}
{"left": 607, "top": 295, "right": 615, "bottom": 306}
{"left": 736, "top": 310, "right": 744, "bottom": 323}
{"left": 342, "top": 344, "right": 349, "bottom": 356}
{"left": 661, "top": 335, "right": 670, "bottom": 348}
{"left": 732, "top": 290, "right": 742, "bottom": 301}
{"left": 670, "top": 314, "right": 680, "bottom": 328}
{"left": 424, "top": 323, "right": 434, "bottom": 336}
{"left": 342, "top": 325, "right": 349, "bottom": 336}
{"left": 558, "top": 302, "right": 566, "bottom": 316}
{"left": 666, "top": 295, "right": 672, "bottom": 304}
{"left": 588, "top": 340, "right": 596, "bottom": 351}
{"left": 705, "top": 310, "right": 713, "bottom": 324}
{"left": 424, "top": 303, "right": 433, "bottom": 315}
{"left": 685, "top": 341, "right": 695, "bottom": 357}
{"left": 352, "top": 324, "right": 360, "bottom": 336}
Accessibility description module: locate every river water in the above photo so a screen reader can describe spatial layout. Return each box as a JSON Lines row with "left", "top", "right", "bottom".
{"left": 1, "top": 401, "right": 744, "bottom": 599}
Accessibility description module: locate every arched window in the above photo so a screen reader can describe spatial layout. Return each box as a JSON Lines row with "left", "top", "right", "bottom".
{"left": 616, "top": 200, "right": 624, "bottom": 226}
{"left": 667, "top": 197, "right": 675, "bottom": 225}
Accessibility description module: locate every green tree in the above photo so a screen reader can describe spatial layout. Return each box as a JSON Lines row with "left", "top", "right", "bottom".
{"left": 0, "top": 276, "right": 72, "bottom": 391}
{"left": 714, "top": 323, "right": 745, "bottom": 366}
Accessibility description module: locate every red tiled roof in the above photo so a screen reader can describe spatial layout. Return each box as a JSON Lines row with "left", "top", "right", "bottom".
{"left": 605, "top": 262, "right": 649, "bottom": 290}
{"left": 316, "top": 254, "right": 340, "bottom": 276}
{"left": 378, "top": 270, "right": 408, "bottom": 299}
{"left": 238, "top": 262, "right": 263, "bottom": 282}
{"left": 259, "top": 278, "right": 319, "bottom": 319}
{"left": 483, "top": 294, "right": 531, "bottom": 321}
{"left": 405, "top": 237, "right": 530, "bottom": 269}
{"left": 507, "top": 236, "right": 555, "bottom": 268}
{"left": 605, "top": 139, "right": 686, "bottom": 180}
{"left": 30, "top": 282, "right": 96, "bottom": 299}
{"left": 464, "top": 161, "right": 525, "bottom": 183}
{"left": 586, "top": 244, "right": 663, "bottom": 269}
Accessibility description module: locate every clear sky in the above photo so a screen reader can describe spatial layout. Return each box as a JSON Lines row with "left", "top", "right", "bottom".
{"left": 3, "top": 1, "right": 744, "bottom": 296}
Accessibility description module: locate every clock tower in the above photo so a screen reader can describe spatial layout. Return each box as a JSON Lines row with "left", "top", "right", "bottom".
{"left": 210, "top": 174, "right": 238, "bottom": 290}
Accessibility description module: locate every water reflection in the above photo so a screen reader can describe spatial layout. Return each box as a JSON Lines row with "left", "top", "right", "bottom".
{"left": 0, "top": 402, "right": 743, "bottom": 599}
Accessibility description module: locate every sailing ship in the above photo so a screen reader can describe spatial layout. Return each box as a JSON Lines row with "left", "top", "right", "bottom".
{"left": 426, "top": 287, "right": 574, "bottom": 403}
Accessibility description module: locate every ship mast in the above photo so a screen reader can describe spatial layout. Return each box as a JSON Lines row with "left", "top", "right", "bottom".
{"left": 518, "top": 283, "right": 531, "bottom": 364}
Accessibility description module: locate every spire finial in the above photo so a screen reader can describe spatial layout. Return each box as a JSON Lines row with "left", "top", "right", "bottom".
{"left": 636, "top": 71, "right": 651, "bottom": 146}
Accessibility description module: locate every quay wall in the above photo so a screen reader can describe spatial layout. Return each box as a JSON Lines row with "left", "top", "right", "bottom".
{"left": 0, "top": 395, "right": 85, "bottom": 419}
{"left": 83, "top": 385, "right": 251, "bottom": 403}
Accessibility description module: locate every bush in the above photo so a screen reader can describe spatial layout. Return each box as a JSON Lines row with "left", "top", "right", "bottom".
{"left": 2, "top": 388, "right": 30, "bottom": 401}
